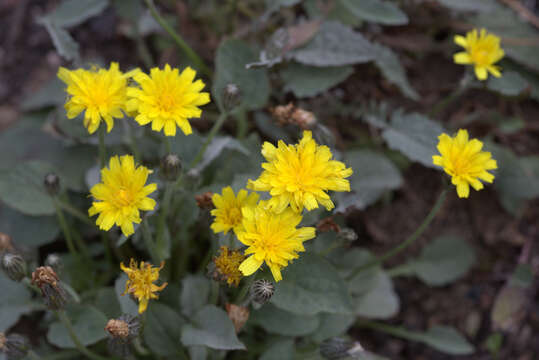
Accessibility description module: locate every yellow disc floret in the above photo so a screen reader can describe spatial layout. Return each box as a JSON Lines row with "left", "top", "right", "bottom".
{"left": 126, "top": 64, "right": 210, "bottom": 136}
{"left": 248, "top": 130, "right": 353, "bottom": 213}
{"left": 88, "top": 155, "right": 157, "bottom": 237}
{"left": 210, "top": 187, "right": 259, "bottom": 235}
{"left": 213, "top": 246, "right": 245, "bottom": 287}
{"left": 120, "top": 259, "right": 167, "bottom": 313}
{"left": 237, "top": 203, "right": 316, "bottom": 282}
{"left": 432, "top": 129, "right": 497, "bottom": 198}
{"left": 453, "top": 28, "right": 505, "bottom": 80}
{"left": 57, "top": 62, "right": 136, "bottom": 134}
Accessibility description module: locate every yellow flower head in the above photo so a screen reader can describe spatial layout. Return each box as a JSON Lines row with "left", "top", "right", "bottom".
{"left": 120, "top": 259, "right": 167, "bottom": 313}
{"left": 210, "top": 187, "right": 259, "bottom": 235}
{"left": 432, "top": 129, "right": 497, "bottom": 198}
{"left": 213, "top": 246, "right": 246, "bottom": 287}
{"left": 88, "top": 155, "right": 157, "bottom": 237}
{"left": 248, "top": 130, "right": 353, "bottom": 213}
{"left": 453, "top": 28, "right": 504, "bottom": 81}
{"left": 57, "top": 62, "right": 135, "bottom": 134}
{"left": 237, "top": 203, "right": 316, "bottom": 282}
{"left": 126, "top": 64, "right": 210, "bottom": 136}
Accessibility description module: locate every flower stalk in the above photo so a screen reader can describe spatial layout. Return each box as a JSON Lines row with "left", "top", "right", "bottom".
{"left": 98, "top": 125, "right": 107, "bottom": 169}
{"left": 155, "top": 182, "right": 174, "bottom": 262}
{"left": 189, "top": 112, "right": 228, "bottom": 169}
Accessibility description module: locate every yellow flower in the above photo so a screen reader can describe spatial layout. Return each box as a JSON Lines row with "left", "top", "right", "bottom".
{"left": 248, "top": 130, "right": 353, "bottom": 213}
{"left": 213, "top": 246, "right": 245, "bottom": 287}
{"left": 88, "top": 155, "right": 157, "bottom": 236}
{"left": 126, "top": 64, "right": 210, "bottom": 136}
{"left": 57, "top": 62, "right": 135, "bottom": 134}
{"left": 120, "top": 259, "right": 167, "bottom": 313}
{"left": 453, "top": 28, "right": 504, "bottom": 81}
{"left": 432, "top": 129, "right": 497, "bottom": 198}
{"left": 237, "top": 203, "right": 316, "bottom": 282}
{"left": 210, "top": 187, "right": 259, "bottom": 235}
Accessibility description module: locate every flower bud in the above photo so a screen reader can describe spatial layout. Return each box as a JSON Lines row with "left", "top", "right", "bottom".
{"left": 195, "top": 192, "right": 214, "bottom": 210}
{"left": 105, "top": 314, "right": 140, "bottom": 358}
{"left": 31, "top": 266, "right": 69, "bottom": 310}
{"left": 160, "top": 153, "right": 182, "bottom": 181}
{"left": 250, "top": 279, "right": 274, "bottom": 306}
{"left": 44, "top": 173, "right": 60, "bottom": 196}
{"left": 320, "top": 338, "right": 363, "bottom": 360}
{"left": 44, "top": 253, "right": 63, "bottom": 274}
{"left": 1, "top": 252, "right": 27, "bottom": 282}
{"left": 222, "top": 83, "right": 242, "bottom": 112}
{"left": 0, "top": 333, "right": 29, "bottom": 360}
{"left": 337, "top": 228, "right": 358, "bottom": 243}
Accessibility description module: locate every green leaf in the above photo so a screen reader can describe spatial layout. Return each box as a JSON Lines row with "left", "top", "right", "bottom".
{"left": 250, "top": 304, "right": 320, "bottom": 336}
{"left": 260, "top": 339, "right": 295, "bottom": 360}
{"left": 436, "top": 0, "right": 496, "bottom": 12}
{"left": 408, "top": 234, "right": 475, "bottom": 286}
{"left": 213, "top": 39, "right": 270, "bottom": 111}
{"left": 371, "top": 43, "right": 418, "bottom": 100}
{"left": 487, "top": 71, "right": 528, "bottom": 96}
{"left": 144, "top": 303, "right": 186, "bottom": 356}
{"left": 47, "top": 0, "right": 109, "bottom": 28}
{"left": 304, "top": 0, "right": 362, "bottom": 27}
{"left": 114, "top": 274, "right": 139, "bottom": 316}
{"left": 181, "top": 305, "right": 245, "bottom": 350}
{"left": 491, "top": 284, "right": 527, "bottom": 331}
{"left": 180, "top": 275, "right": 211, "bottom": 318}
{"left": 291, "top": 21, "right": 375, "bottom": 66}
{"left": 0, "top": 205, "right": 58, "bottom": 246}
{"left": 271, "top": 253, "right": 353, "bottom": 316}
{"left": 170, "top": 132, "right": 203, "bottom": 168}
{"left": 336, "top": 150, "right": 402, "bottom": 212}
{"left": 280, "top": 63, "right": 354, "bottom": 98}
{"left": 310, "top": 313, "right": 355, "bottom": 342}
{"left": 21, "top": 77, "right": 65, "bottom": 111}
{"left": 196, "top": 136, "right": 249, "bottom": 171}
{"left": 93, "top": 287, "right": 121, "bottom": 318}
{"left": 418, "top": 326, "right": 475, "bottom": 355}
{"left": 40, "top": 19, "right": 79, "bottom": 61}
{"left": 340, "top": 0, "right": 408, "bottom": 25}
{"left": 0, "top": 273, "right": 36, "bottom": 331}
{"left": 47, "top": 305, "right": 108, "bottom": 348}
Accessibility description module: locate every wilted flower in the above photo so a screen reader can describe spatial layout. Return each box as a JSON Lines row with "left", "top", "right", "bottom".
{"left": 195, "top": 191, "right": 214, "bottom": 210}
{"left": 226, "top": 304, "right": 250, "bottom": 333}
{"left": 88, "top": 155, "right": 157, "bottom": 237}
{"left": 127, "top": 64, "right": 210, "bottom": 136}
{"left": 316, "top": 217, "right": 341, "bottom": 233}
{"left": 57, "top": 62, "right": 135, "bottom": 134}
{"left": 237, "top": 203, "right": 315, "bottom": 281}
{"left": 31, "top": 266, "right": 69, "bottom": 310}
{"left": 0, "top": 333, "right": 29, "bottom": 360}
{"left": 105, "top": 314, "right": 140, "bottom": 358}
{"left": 120, "top": 259, "right": 167, "bottom": 314}
{"left": 453, "top": 28, "right": 504, "bottom": 80}
{"left": 160, "top": 153, "right": 182, "bottom": 181}
{"left": 212, "top": 246, "right": 245, "bottom": 287}
{"left": 432, "top": 129, "right": 497, "bottom": 198}
{"left": 248, "top": 130, "right": 353, "bottom": 213}
{"left": 271, "top": 103, "right": 317, "bottom": 129}
{"left": 1, "top": 252, "right": 26, "bottom": 282}
{"left": 250, "top": 279, "right": 275, "bottom": 305}
{"left": 210, "top": 187, "right": 259, "bottom": 235}
{"left": 43, "top": 173, "right": 60, "bottom": 196}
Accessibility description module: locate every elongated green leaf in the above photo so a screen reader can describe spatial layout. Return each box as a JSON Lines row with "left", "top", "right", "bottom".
{"left": 21, "top": 78, "right": 65, "bottom": 111}
{"left": 144, "top": 303, "right": 186, "bottom": 356}
{"left": 41, "top": 19, "right": 79, "bottom": 61}
{"left": 47, "top": 305, "right": 108, "bottom": 348}
{"left": 250, "top": 304, "right": 320, "bottom": 336}
{"left": 487, "top": 71, "right": 528, "bottom": 96}
{"left": 114, "top": 274, "right": 139, "bottom": 316}
{"left": 180, "top": 275, "right": 211, "bottom": 317}
{"left": 341, "top": 0, "right": 408, "bottom": 25}
{"left": 310, "top": 313, "right": 355, "bottom": 342}
{"left": 260, "top": 339, "right": 295, "bottom": 360}
{"left": 281, "top": 63, "right": 354, "bottom": 98}
{"left": 372, "top": 43, "right": 418, "bottom": 100}
{"left": 0, "top": 274, "right": 36, "bottom": 331}
{"left": 47, "top": 0, "right": 109, "bottom": 28}
{"left": 436, "top": 0, "right": 496, "bottom": 12}
{"left": 0, "top": 205, "right": 58, "bottom": 246}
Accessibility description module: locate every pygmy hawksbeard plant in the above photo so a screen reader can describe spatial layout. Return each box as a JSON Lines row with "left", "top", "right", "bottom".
{"left": 121, "top": 259, "right": 167, "bottom": 313}
{"left": 57, "top": 62, "right": 135, "bottom": 134}
{"left": 453, "top": 28, "right": 505, "bottom": 81}
{"left": 236, "top": 203, "right": 316, "bottom": 282}
{"left": 126, "top": 64, "right": 210, "bottom": 136}
{"left": 432, "top": 129, "right": 497, "bottom": 198}
{"left": 88, "top": 155, "right": 157, "bottom": 237}
{"left": 248, "top": 130, "right": 353, "bottom": 213}
{"left": 210, "top": 187, "right": 259, "bottom": 235}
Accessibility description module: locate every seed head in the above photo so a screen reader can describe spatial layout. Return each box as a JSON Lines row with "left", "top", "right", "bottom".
{"left": 250, "top": 279, "right": 275, "bottom": 306}
{"left": 320, "top": 338, "right": 362, "bottom": 360}
{"left": 0, "top": 333, "right": 29, "bottom": 360}
{"left": 44, "top": 253, "right": 63, "bottom": 274}
{"left": 222, "top": 83, "right": 242, "bottom": 112}
{"left": 337, "top": 228, "right": 358, "bottom": 243}
{"left": 105, "top": 314, "right": 140, "bottom": 358}
{"left": 160, "top": 153, "right": 182, "bottom": 181}
{"left": 44, "top": 173, "right": 60, "bottom": 195}
{"left": 31, "top": 266, "right": 69, "bottom": 310}
{"left": 1, "top": 252, "right": 27, "bottom": 282}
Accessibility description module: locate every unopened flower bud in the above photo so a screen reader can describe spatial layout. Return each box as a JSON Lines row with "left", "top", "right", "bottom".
{"left": 31, "top": 266, "right": 69, "bottom": 310}
{"left": 222, "top": 83, "right": 242, "bottom": 112}
{"left": 337, "top": 228, "right": 358, "bottom": 243}
{"left": 160, "top": 153, "right": 182, "bottom": 181}
{"left": 0, "top": 233, "right": 14, "bottom": 254}
{"left": 44, "top": 253, "right": 63, "bottom": 274}
{"left": 1, "top": 252, "right": 27, "bottom": 282}
{"left": 0, "top": 333, "right": 29, "bottom": 360}
{"left": 195, "top": 192, "right": 214, "bottom": 210}
{"left": 44, "top": 173, "right": 60, "bottom": 196}
{"left": 320, "top": 338, "right": 363, "bottom": 360}
{"left": 105, "top": 314, "right": 140, "bottom": 358}
{"left": 250, "top": 279, "right": 274, "bottom": 306}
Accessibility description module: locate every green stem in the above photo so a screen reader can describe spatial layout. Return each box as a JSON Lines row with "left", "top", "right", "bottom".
{"left": 209, "top": 281, "right": 219, "bottom": 305}
{"left": 56, "top": 310, "right": 111, "bottom": 360}
{"left": 53, "top": 201, "right": 77, "bottom": 258}
{"left": 98, "top": 125, "right": 106, "bottom": 169}
{"left": 56, "top": 200, "right": 94, "bottom": 226}
{"left": 189, "top": 112, "right": 228, "bottom": 169}
{"left": 429, "top": 72, "right": 472, "bottom": 118}
{"left": 141, "top": 218, "right": 159, "bottom": 264}
{"left": 348, "top": 188, "right": 448, "bottom": 279}
{"left": 164, "top": 135, "right": 172, "bottom": 154}
{"left": 234, "top": 274, "right": 256, "bottom": 304}
{"left": 144, "top": 0, "right": 211, "bottom": 77}
{"left": 133, "top": 19, "right": 153, "bottom": 69}
{"left": 155, "top": 182, "right": 174, "bottom": 262}
{"left": 100, "top": 232, "right": 113, "bottom": 264}
{"left": 356, "top": 319, "right": 424, "bottom": 343}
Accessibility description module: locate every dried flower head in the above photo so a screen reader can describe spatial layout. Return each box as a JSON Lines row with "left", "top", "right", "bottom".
{"left": 453, "top": 28, "right": 504, "bottom": 80}
{"left": 226, "top": 304, "right": 250, "bottom": 333}
{"left": 1, "top": 252, "right": 26, "bottom": 282}
{"left": 105, "top": 315, "right": 140, "bottom": 358}
{"left": 213, "top": 246, "right": 245, "bottom": 287}
{"left": 0, "top": 333, "right": 29, "bottom": 360}
{"left": 120, "top": 259, "right": 167, "bottom": 313}
{"left": 105, "top": 319, "right": 130, "bottom": 339}
{"left": 195, "top": 191, "right": 214, "bottom": 210}
{"left": 31, "top": 266, "right": 68, "bottom": 309}
{"left": 316, "top": 217, "right": 341, "bottom": 233}
{"left": 271, "top": 103, "right": 317, "bottom": 130}
{"left": 250, "top": 279, "right": 275, "bottom": 305}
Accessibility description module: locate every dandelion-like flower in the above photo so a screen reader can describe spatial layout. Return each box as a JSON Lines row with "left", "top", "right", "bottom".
{"left": 126, "top": 64, "right": 210, "bottom": 136}
{"left": 248, "top": 130, "right": 353, "bottom": 213}
{"left": 210, "top": 187, "right": 259, "bottom": 235}
{"left": 432, "top": 129, "right": 497, "bottom": 198}
{"left": 57, "top": 62, "right": 135, "bottom": 134}
{"left": 213, "top": 246, "right": 245, "bottom": 287}
{"left": 89, "top": 155, "right": 157, "bottom": 237}
{"left": 453, "top": 28, "right": 505, "bottom": 81}
{"left": 120, "top": 259, "right": 167, "bottom": 313}
{"left": 236, "top": 203, "right": 316, "bottom": 282}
